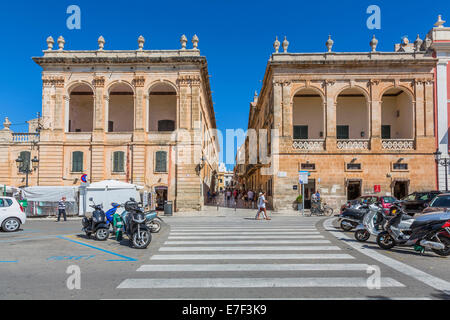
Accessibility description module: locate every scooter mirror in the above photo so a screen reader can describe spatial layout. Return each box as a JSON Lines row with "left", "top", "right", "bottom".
{"left": 89, "top": 197, "right": 93, "bottom": 201}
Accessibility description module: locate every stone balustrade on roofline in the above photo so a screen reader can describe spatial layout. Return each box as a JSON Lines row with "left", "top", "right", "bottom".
{"left": 270, "top": 51, "right": 434, "bottom": 63}
{"left": 11, "top": 132, "right": 40, "bottom": 143}
{"left": 39, "top": 49, "right": 201, "bottom": 59}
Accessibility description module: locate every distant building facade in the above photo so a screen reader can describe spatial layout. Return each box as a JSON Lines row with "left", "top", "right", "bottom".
{"left": 0, "top": 35, "right": 219, "bottom": 212}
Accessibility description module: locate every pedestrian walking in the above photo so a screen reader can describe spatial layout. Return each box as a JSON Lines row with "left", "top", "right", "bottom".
{"left": 226, "top": 189, "right": 232, "bottom": 207}
{"left": 247, "top": 189, "right": 254, "bottom": 208}
{"left": 255, "top": 192, "right": 271, "bottom": 220}
{"left": 57, "top": 196, "right": 67, "bottom": 222}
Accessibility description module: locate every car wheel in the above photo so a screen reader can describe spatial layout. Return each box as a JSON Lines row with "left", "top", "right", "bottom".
{"left": 1, "top": 218, "right": 21, "bottom": 232}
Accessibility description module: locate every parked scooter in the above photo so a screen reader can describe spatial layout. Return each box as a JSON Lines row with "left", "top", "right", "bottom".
{"left": 81, "top": 198, "right": 110, "bottom": 241}
{"left": 354, "top": 202, "right": 389, "bottom": 242}
{"left": 105, "top": 203, "right": 122, "bottom": 228}
{"left": 121, "top": 198, "right": 152, "bottom": 249}
{"left": 336, "top": 201, "right": 372, "bottom": 231}
{"left": 145, "top": 211, "right": 164, "bottom": 233}
{"left": 376, "top": 202, "right": 450, "bottom": 256}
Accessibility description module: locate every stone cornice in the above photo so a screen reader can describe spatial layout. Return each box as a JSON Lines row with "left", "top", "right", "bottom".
{"left": 42, "top": 76, "right": 64, "bottom": 88}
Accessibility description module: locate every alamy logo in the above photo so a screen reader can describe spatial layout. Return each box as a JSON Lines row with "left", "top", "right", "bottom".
{"left": 66, "top": 5, "right": 81, "bottom": 30}
{"left": 66, "top": 265, "right": 81, "bottom": 290}
{"left": 366, "top": 5, "right": 381, "bottom": 30}
{"left": 366, "top": 265, "right": 381, "bottom": 290}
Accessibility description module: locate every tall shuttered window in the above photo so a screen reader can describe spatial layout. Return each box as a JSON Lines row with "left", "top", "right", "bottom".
{"left": 155, "top": 151, "right": 167, "bottom": 173}
{"left": 18, "top": 151, "right": 31, "bottom": 173}
{"left": 72, "top": 151, "right": 83, "bottom": 172}
{"left": 113, "top": 151, "right": 125, "bottom": 173}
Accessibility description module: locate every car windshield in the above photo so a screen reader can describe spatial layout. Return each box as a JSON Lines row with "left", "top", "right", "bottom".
{"left": 430, "top": 195, "right": 450, "bottom": 208}
{"left": 382, "top": 197, "right": 396, "bottom": 203}
{"left": 402, "top": 193, "right": 417, "bottom": 201}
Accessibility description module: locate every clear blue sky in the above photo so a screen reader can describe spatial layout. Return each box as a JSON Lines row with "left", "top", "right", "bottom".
{"left": 0, "top": 1, "right": 448, "bottom": 170}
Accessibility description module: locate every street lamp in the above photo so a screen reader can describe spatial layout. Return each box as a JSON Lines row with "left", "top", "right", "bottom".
{"left": 434, "top": 148, "right": 449, "bottom": 192}
{"left": 15, "top": 155, "right": 39, "bottom": 187}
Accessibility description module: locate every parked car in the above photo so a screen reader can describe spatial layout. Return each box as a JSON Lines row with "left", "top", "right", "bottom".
{"left": 0, "top": 197, "right": 26, "bottom": 232}
{"left": 400, "top": 191, "right": 442, "bottom": 215}
{"left": 422, "top": 193, "right": 450, "bottom": 214}
{"left": 340, "top": 195, "right": 397, "bottom": 214}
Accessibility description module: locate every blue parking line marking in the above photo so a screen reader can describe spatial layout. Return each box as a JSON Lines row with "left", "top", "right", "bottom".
{"left": 0, "top": 261, "right": 18, "bottom": 263}
{"left": 56, "top": 236, "right": 137, "bottom": 262}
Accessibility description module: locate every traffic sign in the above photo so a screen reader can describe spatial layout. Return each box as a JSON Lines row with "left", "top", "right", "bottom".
{"left": 81, "top": 174, "right": 88, "bottom": 183}
{"left": 299, "top": 171, "right": 309, "bottom": 185}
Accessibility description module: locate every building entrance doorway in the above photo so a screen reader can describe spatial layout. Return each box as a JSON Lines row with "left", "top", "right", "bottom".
{"left": 347, "top": 180, "right": 361, "bottom": 200}
{"left": 393, "top": 180, "right": 409, "bottom": 200}
{"left": 303, "top": 179, "right": 316, "bottom": 209}
{"left": 155, "top": 186, "right": 168, "bottom": 211}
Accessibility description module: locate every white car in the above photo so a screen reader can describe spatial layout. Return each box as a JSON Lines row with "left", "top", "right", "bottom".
{"left": 0, "top": 197, "right": 26, "bottom": 232}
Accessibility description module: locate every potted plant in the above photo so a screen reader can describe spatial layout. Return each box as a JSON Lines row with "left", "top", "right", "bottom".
{"left": 295, "top": 195, "right": 303, "bottom": 210}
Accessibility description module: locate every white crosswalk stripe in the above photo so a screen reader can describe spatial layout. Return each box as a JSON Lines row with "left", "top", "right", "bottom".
{"left": 117, "top": 219, "right": 411, "bottom": 298}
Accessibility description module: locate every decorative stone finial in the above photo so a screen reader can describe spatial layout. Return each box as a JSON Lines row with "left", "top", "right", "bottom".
{"left": 98, "top": 36, "right": 105, "bottom": 51}
{"left": 401, "top": 36, "right": 409, "bottom": 46}
{"left": 435, "top": 15, "right": 446, "bottom": 28}
{"left": 192, "top": 34, "right": 199, "bottom": 49}
{"left": 326, "top": 35, "right": 334, "bottom": 53}
{"left": 138, "top": 35, "right": 145, "bottom": 50}
{"left": 370, "top": 35, "right": 378, "bottom": 52}
{"left": 282, "top": 36, "right": 289, "bottom": 53}
{"left": 57, "top": 36, "right": 65, "bottom": 51}
{"left": 414, "top": 34, "right": 423, "bottom": 52}
{"left": 46, "top": 36, "right": 54, "bottom": 50}
{"left": 253, "top": 91, "right": 258, "bottom": 103}
{"left": 273, "top": 36, "right": 280, "bottom": 53}
{"left": 3, "top": 117, "right": 11, "bottom": 131}
{"left": 180, "top": 34, "right": 187, "bottom": 50}
{"left": 423, "top": 35, "right": 432, "bottom": 51}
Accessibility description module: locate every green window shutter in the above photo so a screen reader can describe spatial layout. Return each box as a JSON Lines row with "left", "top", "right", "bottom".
{"left": 72, "top": 152, "right": 83, "bottom": 172}
{"left": 113, "top": 152, "right": 124, "bottom": 172}
{"left": 155, "top": 151, "right": 167, "bottom": 172}
{"left": 19, "top": 151, "right": 31, "bottom": 173}
{"left": 293, "top": 126, "right": 308, "bottom": 139}
{"left": 381, "top": 125, "right": 391, "bottom": 139}
{"left": 337, "top": 125, "right": 349, "bottom": 139}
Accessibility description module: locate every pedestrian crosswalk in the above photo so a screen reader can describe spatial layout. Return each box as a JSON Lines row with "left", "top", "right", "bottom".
{"left": 116, "top": 218, "right": 410, "bottom": 299}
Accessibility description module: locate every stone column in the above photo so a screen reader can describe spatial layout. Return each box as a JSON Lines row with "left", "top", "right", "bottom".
{"left": 424, "top": 80, "right": 435, "bottom": 137}
{"left": 414, "top": 79, "right": 425, "bottom": 138}
{"left": 324, "top": 80, "right": 337, "bottom": 151}
{"left": 93, "top": 76, "right": 106, "bottom": 138}
{"left": 133, "top": 76, "right": 146, "bottom": 142}
{"left": 273, "top": 81, "right": 282, "bottom": 133}
{"left": 369, "top": 80, "right": 382, "bottom": 152}
{"left": 53, "top": 78, "right": 65, "bottom": 132}
{"left": 282, "top": 81, "right": 292, "bottom": 137}
{"left": 178, "top": 76, "right": 191, "bottom": 130}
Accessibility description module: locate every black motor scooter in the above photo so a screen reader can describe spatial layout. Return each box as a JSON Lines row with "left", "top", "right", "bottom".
{"left": 121, "top": 198, "right": 152, "bottom": 249}
{"left": 81, "top": 198, "right": 110, "bottom": 241}
{"left": 377, "top": 202, "right": 450, "bottom": 256}
{"left": 336, "top": 201, "right": 373, "bottom": 231}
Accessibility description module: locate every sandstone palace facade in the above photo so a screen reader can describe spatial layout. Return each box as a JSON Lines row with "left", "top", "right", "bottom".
{"left": 237, "top": 34, "right": 439, "bottom": 211}
{"left": 0, "top": 35, "right": 219, "bottom": 212}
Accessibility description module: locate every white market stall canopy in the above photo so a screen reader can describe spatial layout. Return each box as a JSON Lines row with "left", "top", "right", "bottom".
{"left": 86, "top": 180, "right": 144, "bottom": 191}
{"left": 22, "top": 186, "right": 78, "bottom": 202}
{"left": 83, "top": 180, "right": 144, "bottom": 214}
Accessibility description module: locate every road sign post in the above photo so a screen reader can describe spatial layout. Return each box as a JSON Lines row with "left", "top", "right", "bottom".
{"left": 299, "top": 171, "right": 309, "bottom": 216}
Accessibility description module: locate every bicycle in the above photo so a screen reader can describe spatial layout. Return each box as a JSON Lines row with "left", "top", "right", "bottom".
{"left": 309, "top": 200, "right": 333, "bottom": 216}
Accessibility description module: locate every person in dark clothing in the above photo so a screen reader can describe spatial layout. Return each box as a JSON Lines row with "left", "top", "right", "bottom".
{"left": 57, "top": 196, "right": 67, "bottom": 222}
